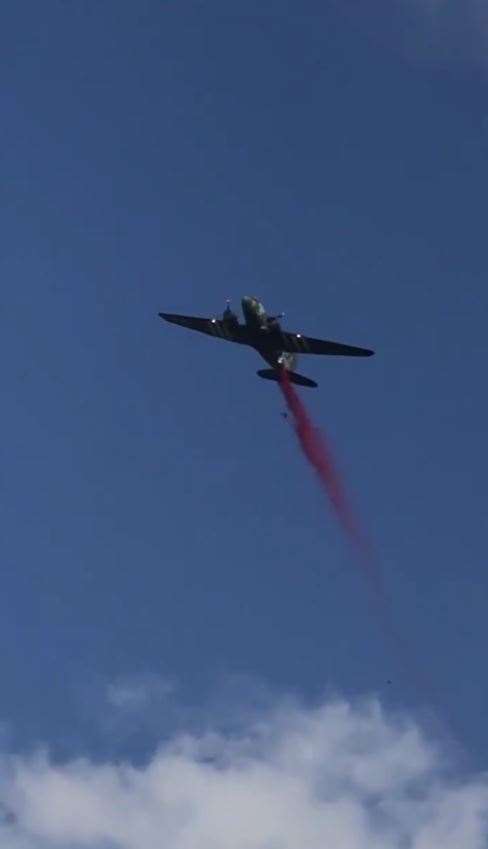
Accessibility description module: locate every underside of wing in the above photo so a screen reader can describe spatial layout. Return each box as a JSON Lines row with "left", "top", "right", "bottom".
{"left": 279, "top": 331, "right": 374, "bottom": 357}
{"left": 158, "top": 313, "right": 249, "bottom": 344}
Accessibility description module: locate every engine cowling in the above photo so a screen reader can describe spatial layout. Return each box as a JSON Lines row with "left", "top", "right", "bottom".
{"left": 223, "top": 303, "right": 239, "bottom": 329}
{"left": 267, "top": 312, "right": 284, "bottom": 331}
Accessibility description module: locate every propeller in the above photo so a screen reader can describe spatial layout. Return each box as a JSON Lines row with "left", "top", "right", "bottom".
{"left": 223, "top": 300, "right": 238, "bottom": 324}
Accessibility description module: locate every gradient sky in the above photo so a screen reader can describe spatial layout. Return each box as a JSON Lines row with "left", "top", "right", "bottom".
{"left": 2, "top": 0, "right": 488, "bottom": 770}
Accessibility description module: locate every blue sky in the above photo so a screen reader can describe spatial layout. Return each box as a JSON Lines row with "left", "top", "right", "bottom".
{"left": 2, "top": 2, "right": 488, "bottom": 829}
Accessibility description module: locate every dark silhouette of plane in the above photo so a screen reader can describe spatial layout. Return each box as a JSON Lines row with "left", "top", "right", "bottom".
{"left": 159, "top": 296, "right": 374, "bottom": 388}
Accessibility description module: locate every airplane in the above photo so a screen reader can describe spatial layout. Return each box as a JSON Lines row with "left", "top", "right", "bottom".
{"left": 158, "top": 296, "right": 374, "bottom": 388}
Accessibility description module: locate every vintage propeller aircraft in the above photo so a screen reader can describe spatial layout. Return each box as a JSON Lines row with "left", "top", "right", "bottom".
{"left": 158, "top": 296, "right": 374, "bottom": 388}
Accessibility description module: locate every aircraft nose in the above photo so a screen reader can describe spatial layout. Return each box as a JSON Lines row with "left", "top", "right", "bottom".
{"left": 242, "top": 295, "right": 259, "bottom": 308}
{"left": 241, "top": 296, "right": 254, "bottom": 311}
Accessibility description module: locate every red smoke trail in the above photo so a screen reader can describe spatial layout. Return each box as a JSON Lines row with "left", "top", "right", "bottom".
{"left": 278, "top": 370, "right": 382, "bottom": 598}
{"left": 278, "top": 371, "right": 456, "bottom": 738}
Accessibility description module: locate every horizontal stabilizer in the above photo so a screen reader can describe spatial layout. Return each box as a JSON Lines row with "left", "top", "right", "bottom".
{"left": 257, "top": 368, "right": 317, "bottom": 388}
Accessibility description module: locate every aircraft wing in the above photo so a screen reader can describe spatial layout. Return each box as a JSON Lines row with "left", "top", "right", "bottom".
{"left": 278, "top": 331, "right": 374, "bottom": 357}
{"left": 158, "top": 312, "right": 249, "bottom": 344}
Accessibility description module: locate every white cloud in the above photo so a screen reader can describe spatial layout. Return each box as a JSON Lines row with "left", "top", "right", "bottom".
{"left": 0, "top": 696, "right": 487, "bottom": 849}
{"left": 106, "top": 673, "right": 175, "bottom": 713}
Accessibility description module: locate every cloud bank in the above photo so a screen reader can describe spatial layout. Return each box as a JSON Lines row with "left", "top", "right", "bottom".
{"left": 1, "top": 696, "right": 488, "bottom": 849}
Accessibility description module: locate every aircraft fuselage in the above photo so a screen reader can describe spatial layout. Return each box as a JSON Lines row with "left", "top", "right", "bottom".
{"left": 240, "top": 296, "right": 294, "bottom": 369}
{"left": 241, "top": 295, "right": 269, "bottom": 330}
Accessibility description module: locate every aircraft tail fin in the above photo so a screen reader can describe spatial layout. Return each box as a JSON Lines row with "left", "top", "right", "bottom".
{"left": 257, "top": 368, "right": 317, "bottom": 389}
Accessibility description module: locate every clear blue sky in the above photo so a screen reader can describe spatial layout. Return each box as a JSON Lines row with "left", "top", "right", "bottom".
{"left": 2, "top": 0, "right": 488, "bottom": 766}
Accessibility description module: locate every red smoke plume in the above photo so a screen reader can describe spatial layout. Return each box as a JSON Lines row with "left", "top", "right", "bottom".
{"left": 278, "top": 373, "right": 466, "bottom": 745}
{"left": 278, "top": 372, "right": 442, "bottom": 709}
{"left": 278, "top": 370, "right": 382, "bottom": 598}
